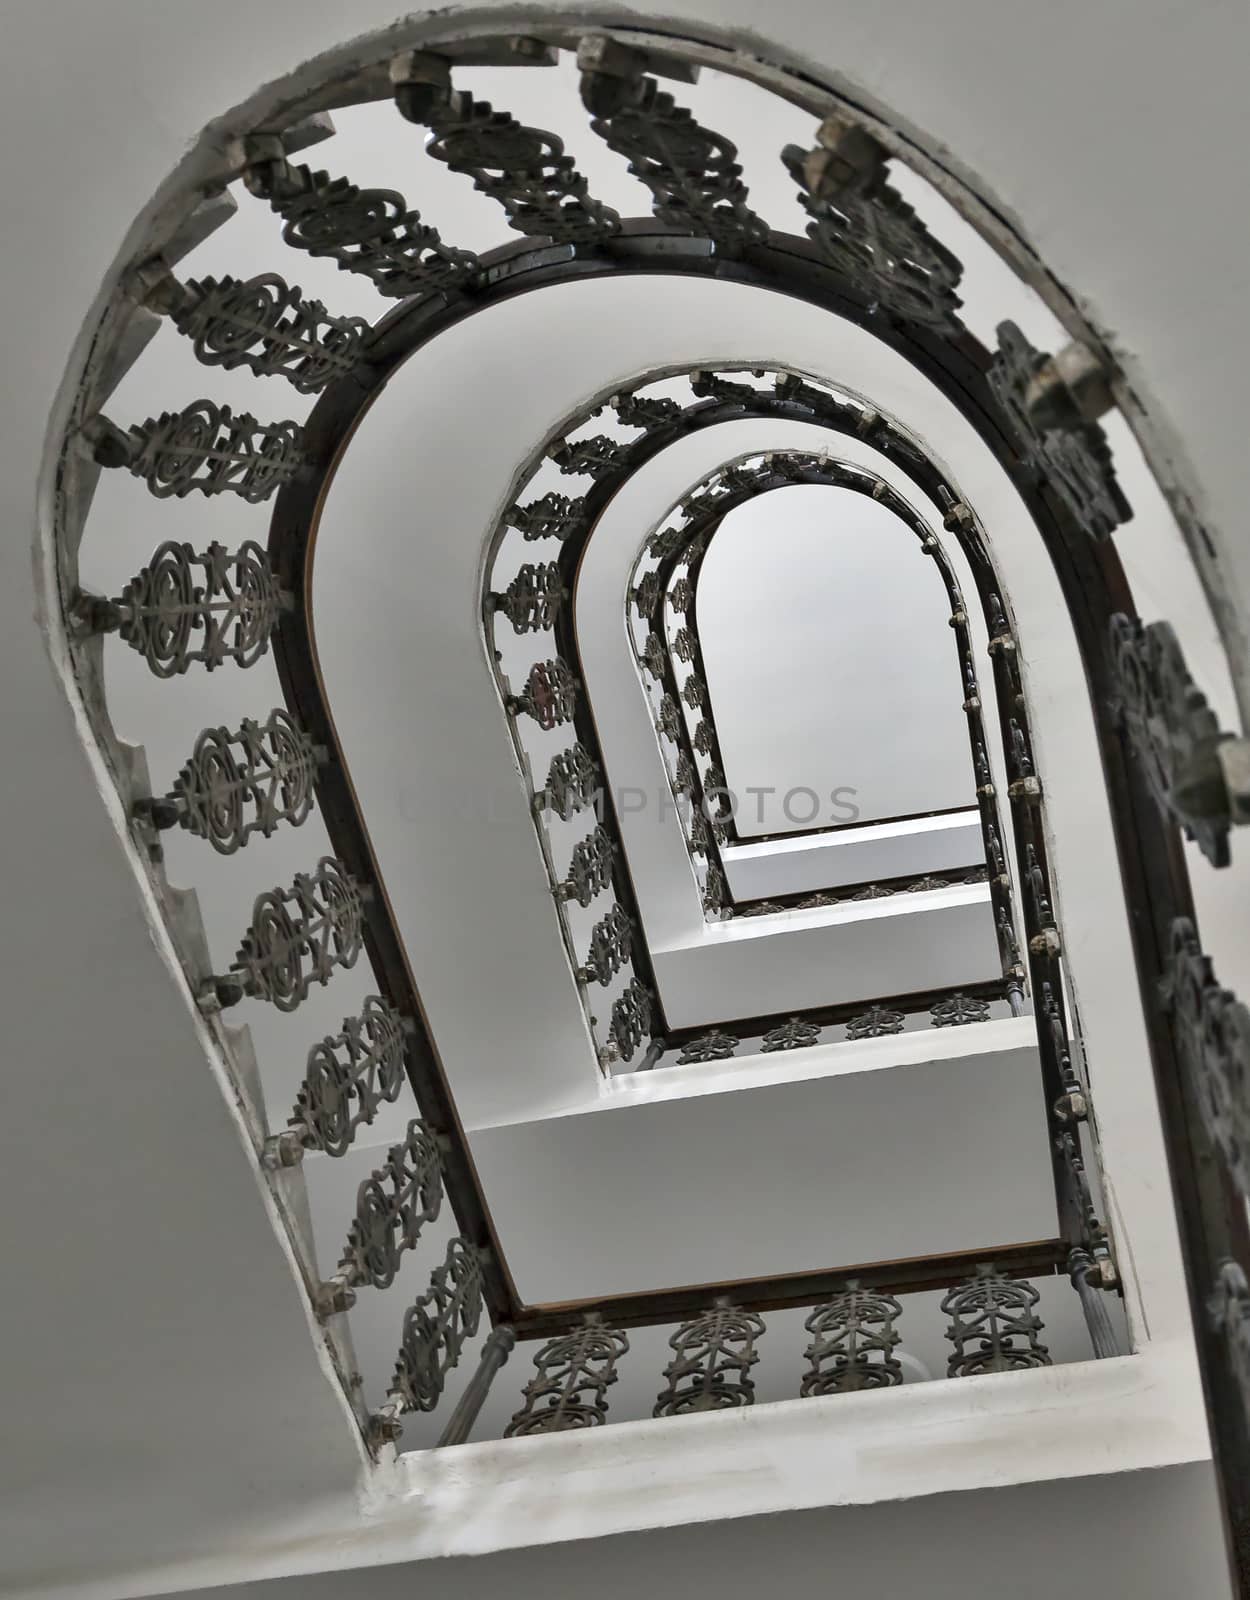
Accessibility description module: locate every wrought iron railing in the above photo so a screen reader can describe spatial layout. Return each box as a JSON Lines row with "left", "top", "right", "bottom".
{"left": 45, "top": 21, "right": 1250, "bottom": 1579}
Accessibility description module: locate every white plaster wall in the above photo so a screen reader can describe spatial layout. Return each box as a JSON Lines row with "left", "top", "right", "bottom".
{"left": 137, "top": 1463, "right": 1233, "bottom": 1600}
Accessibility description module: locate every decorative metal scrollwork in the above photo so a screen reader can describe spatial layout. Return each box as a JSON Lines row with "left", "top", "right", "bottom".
{"left": 612, "top": 391, "right": 683, "bottom": 428}
{"left": 797, "top": 891, "right": 839, "bottom": 909}
{"left": 656, "top": 693, "right": 683, "bottom": 743}
{"left": 507, "top": 491, "right": 587, "bottom": 543}
{"left": 247, "top": 160, "right": 478, "bottom": 295}
{"left": 491, "top": 562, "right": 565, "bottom": 632}
{"left": 95, "top": 400, "right": 303, "bottom": 501}
{"left": 741, "top": 901, "right": 782, "bottom": 917}
{"left": 88, "top": 540, "right": 287, "bottom": 677}
{"left": 845, "top": 1005, "right": 906, "bottom": 1039}
{"left": 423, "top": 91, "right": 621, "bottom": 243}
{"left": 633, "top": 570, "right": 663, "bottom": 619}
{"left": 384, "top": 1237, "right": 485, "bottom": 1415}
{"left": 549, "top": 434, "right": 628, "bottom": 479}
{"left": 851, "top": 883, "right": 894, "bottom": 901}
{"left": 228, "top": 857, "right": 365, "bottom": 1012}
{"left": 692, "top": 719, "right": 715, "bottom": 755}
{"left": 559, "top": 825, "right": 615, "bottom": 906}
{"left": 1109, "top": 613, "right": 1235, "bottom": 867}
{"left": 688, "top": 809, "right": 713, "bottom": 856}
{"left": 672, "top": 751, "right": 696, "bottom": 796}
{"left": 142, "top": 709, "right": 317, "bottom": 852}
{"left": 338, "top": 1119, "right": 444, "bottom": 1292}
{"left": 588, "top": 79, "right": 768, "bottom": 248}
{"left": 579, "top": 904, "right": 633, "bottom": 986}
{"left": 654, "top": 1301, "right": 765, "bottom": 1416}
{"left": 676, "top": 1029, "right": 738, "bottom": 1065}
{"left": 761, "top": 1017, "right": 821, "bottom": 1052}
{"left": 701, "top": 862, "right": 729, "bottom": 916}
{"left": 672, "top": 625, "right": 696, "bottom": 664}
{"left": 165, "top": 273, "right": 369, "bottom": 393}
{"left": 641, "top": 631, "right": 667, "bottom": 681}
{"left": 942, "top": 1270, "right": 1051, "bottom": 1376}
{"left": 505, "top": 1319, "right": 629, "bottom": 1436}
{"left": 539, "top": 744, "right": 601, "bottom": 820}
{"left": 681, "top": 674, "right": 709, "bottom": 711}
{"left": 288, "top": 996, "right": 408, "bottom": 1158}
{"left": 907, "top": 874, "right": 949, "bottom": 892}
{"left": 1163, "top": 919, "right": 1250, "bottom": 1199}
{"left": 1209, "top": 1262, "right": 1250, "bottom": 1421}
{"left": 801, "top": 1287, "right": 904, "bottom": 1394}
{"left": 670, "top": 576, "right": 693, "bottom": 614}
{"left": 608, "top": 979, "right": 652, "bottom": 1062}
{"left": 989, "top": 321, "right": 1130, "bottom": 541}
{"left": 930, "top": 992, "right": 990, "bottom": 1027}
{"left": 508, "top": 659, "right": 578, "bottom": 728}
{"left": 784, "top": 144, "right": 962, "bottom": 333}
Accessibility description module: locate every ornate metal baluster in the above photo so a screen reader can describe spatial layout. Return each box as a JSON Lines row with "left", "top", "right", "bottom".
{"left": 681, "top": 673, "right": 709, "bottom": 711}
{"left": 86, "top": 401, "right": 303, "bottom": 501}
{"left": 579, "top": 904, "right": 634, "bottom": 986}
{"left": 1109, "top": 613, "right": 1244, "bottom": 867}
{"left": 851, "top": 883, "right": 894, "bottom": 901}
{"left": 801, "top": 1285, "right": 904, "bottom": 1394}
{"left": 761, "top": 1017, "right": 821, "bottom": 1051}
{"left": 137, "top": 709, "right": 318, "bottom": 853}
{"left": 243, "top": 156, "right": 478, "bottom": 295}
{"left": 845, "top": 1005, "right": 906, "bottom": 1039}
{"left": 692, "top": 719, "right": 714, "bottom": 755}
{"left": 783, "top": 124, "right": 962, "bottom": 333}
{"left": 583, "top": 68, "right": 768, "bottom": 249}
{"left": 907, "top": 874, "right": 950, "bottom": 892}
{"left": 266, "top": 995, "right": 408, "bottom": 1164}
{"left": 611, "top": 391, "right": 684, "bottom": 428}
{"left": 77, "top": 540, "right": 288, "bottom": 677}
{"left": 316, "top": 1119, "right": 444, "bottom": 1312}
{"left": 930, "top": 991, "right": 990, "bottom": 1027}
{"left": 656, "top": 693, "right": 683, "bottom": 743}
{"left": 537, "top": 744, "right": 601, "bottom": 820}
{"left": 654, "top": 1300, "right": 765, "bottom": 1415}
{"left": 676, "top": 1028, "right": 738, "bottom": 1064}
{"left": 207, "top": 857, "right": 366, "bottom": 1012}
{"left": 672, "top": 751, "right": 696, "bottom": 797}
{"left": 505, "top": 1317, "right": 630, "bottom": 1435}
{"left": 1024, "top": 843, "right": 1060, "bottom": 956}
{"left": 1210, "top": 1263, "right": 1250, "bottom": 1427}
{"left": 1163, "top": 919, "right": 1250, "bottom": 1201}
{"left": 741, "top": 901, "right": 783, "bottom": 917}
{"left": 797, "top": 891, "right": 839, "bottom": 909}
{"left": 989, "top": 321, "right": 1130, "bottom": 541}
{"left": 490, "top": 561, "right": 565, "bottom": 632}
{"left": 701, "top": 862, "right": 729, "bottom": 916}
{"left": 558, "top": 825, "right": 615, "bottom": 906}
{"left": 407, "top": 83, "right": 621, "bottom": 243}
{"left": 670, "top": 576, "right": 693, "bottom": 614}
{"left": 633, "top": 569, "right": 663, "bottom": 620}
{"left": 607, "top": 979, "right": 653, "bottom": 1063}
{"left": 941, "top": 1268, "right": 1051, "bottom": 1376}
{"left": 671, "top": 625, "right": 696, "bottom": 664}
{"left": 371, "top": 1238, "right": 486, "bottom": 1439}
{"left": 506, "top": 491, "right": 587, "bottom": 543}
{"left": 139, "top": 265, "right": 369, "bottom": 392}
{"left": 507, "top": 659, "right": 578, "bottom": 728}
{"left": 640, "top": 631, "right": 667, "bottom": 681}
{"left": 548, "top": 434, "right": 629, "bottom": 479}
{"left": 1007, "top": 719, "right": 1042, "bottom": 802}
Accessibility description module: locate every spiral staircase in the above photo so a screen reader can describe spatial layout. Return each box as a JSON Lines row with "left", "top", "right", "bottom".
{"left": 3, "top": 4, "right": 1250, "bottom": 1599}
